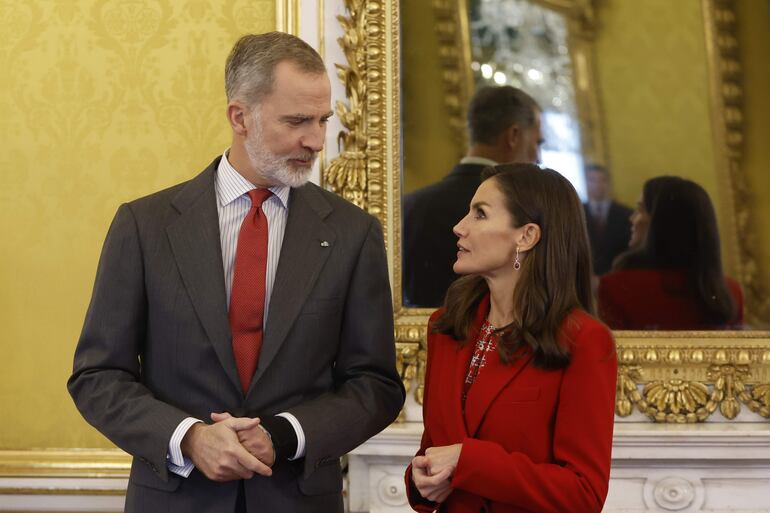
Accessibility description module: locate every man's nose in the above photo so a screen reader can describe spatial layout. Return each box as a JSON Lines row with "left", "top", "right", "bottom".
{"left": 301, "top": 124, "right": 325, "bottom": 152}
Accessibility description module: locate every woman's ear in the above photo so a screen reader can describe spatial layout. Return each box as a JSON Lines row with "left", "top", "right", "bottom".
{"left": 517, "top": 223, "right": 541, "bottom": 252}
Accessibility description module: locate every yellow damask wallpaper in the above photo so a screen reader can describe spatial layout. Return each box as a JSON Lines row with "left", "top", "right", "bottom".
{"left": 0, "top": 0, "right": 275, "bottom": 448}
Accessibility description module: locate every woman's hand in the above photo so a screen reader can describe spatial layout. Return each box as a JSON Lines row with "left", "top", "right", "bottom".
{"left": 411, "top": 455, "right": 454, "bottom": 503}
{"left": 425, "top": 443, "right": 462, "bottom": 475}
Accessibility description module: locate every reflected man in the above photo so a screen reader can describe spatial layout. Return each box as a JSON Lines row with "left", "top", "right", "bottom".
{"left": 68, "top": 32, "right": 404, "bottom": 513}
{"left": 403, "top": 86, "right": 542, "bottom": 307}
{"left": 583, "top": 164, "right": 632, "bottom": 275}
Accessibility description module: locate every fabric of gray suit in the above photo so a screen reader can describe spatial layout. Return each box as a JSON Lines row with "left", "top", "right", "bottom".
{"left": 68, "top": 156, "right": 405, "bottom": 512}
{"left": 583, "top": 200, "right": 633, "bottom": 275}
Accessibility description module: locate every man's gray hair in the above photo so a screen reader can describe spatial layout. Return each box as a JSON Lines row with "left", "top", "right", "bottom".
{"left": 225, "top": 32, "right": 326, "bottom": 106}
{"left": 467, "top": 86, "right": 540, "bottom": 145}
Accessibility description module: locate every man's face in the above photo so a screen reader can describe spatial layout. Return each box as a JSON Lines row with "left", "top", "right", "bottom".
{"left": 586, "top": 170, "right": 610, "bottom": 202}
{"left": 510, "top": 110, "right": 543, "bottom": 164}
{"left": 245, "top": 61, "right": 332, "bottom": 187}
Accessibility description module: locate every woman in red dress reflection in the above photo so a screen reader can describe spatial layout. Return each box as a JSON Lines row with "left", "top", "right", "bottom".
{"left": 598, "top": 176, "right": 743, "bottom": 330}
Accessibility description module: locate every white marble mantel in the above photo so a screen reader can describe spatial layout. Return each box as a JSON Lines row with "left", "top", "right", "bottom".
{"left": 347, "top": 422, "right": 770, "bottom": 513}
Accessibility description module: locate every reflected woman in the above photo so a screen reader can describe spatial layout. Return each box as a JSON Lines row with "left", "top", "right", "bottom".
{"left": 598, "top": 176, "right": 743, "bottom": 330}
{"left": 405, "top": 164, "right": 617, "bottom": 513}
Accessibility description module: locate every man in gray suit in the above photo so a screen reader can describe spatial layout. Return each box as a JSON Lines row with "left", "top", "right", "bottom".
{"left": 68, "top": 32, "right": 404, "bottom": 513}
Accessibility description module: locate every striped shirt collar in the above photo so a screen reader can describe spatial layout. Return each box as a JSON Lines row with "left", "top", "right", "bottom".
{"left": 216, "top": 151, "right": 290, "bottom": 209}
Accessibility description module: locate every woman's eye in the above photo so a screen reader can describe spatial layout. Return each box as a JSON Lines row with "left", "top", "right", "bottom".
{"left": 474, "top": 209, "right": 486, "bottom": 219}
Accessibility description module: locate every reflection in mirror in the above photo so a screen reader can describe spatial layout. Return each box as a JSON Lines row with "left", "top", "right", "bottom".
{"left": 400, "top": 0, "right": 763, "bottom": 328}
{"left": 469, "top": 0, "right": 585, "bottom": 197}
{"left": 599, "top": 176, "right": 744, "bottom": 330}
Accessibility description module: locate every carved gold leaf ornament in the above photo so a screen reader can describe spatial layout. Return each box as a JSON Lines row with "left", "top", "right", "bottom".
{"left": 325, "top": 0, "right": 367, "bottom": 208}
{"left": 616, "top": 365, "right": 642, "bottom": 417}
{"left": 642, "top": 380, "right": 709, "bottom": 417}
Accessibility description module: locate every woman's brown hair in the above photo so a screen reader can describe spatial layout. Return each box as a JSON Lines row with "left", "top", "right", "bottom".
{"left": 432, "top": 163, "right": 595, "bottom": 369}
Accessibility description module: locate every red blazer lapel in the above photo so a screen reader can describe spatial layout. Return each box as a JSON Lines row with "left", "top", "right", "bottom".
{"left": 463, "top": 342, "right": 534, "bottom": 437}
{"left": 445, "top": 335, "right": 474, "bottom": 439}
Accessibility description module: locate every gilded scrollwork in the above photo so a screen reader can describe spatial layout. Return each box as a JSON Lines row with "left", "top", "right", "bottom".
{"left": 325, "top": 0, "right": 387, "bottom": 221}
{"left": 324, "top": 0, "right": 369, "bottom": 209}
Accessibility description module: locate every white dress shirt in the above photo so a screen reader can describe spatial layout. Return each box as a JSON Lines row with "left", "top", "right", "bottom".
{"left": 167, "top": 151, "right": 306, "bottom": 477}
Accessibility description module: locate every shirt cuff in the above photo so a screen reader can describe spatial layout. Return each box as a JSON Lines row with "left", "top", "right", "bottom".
{"left": 166, "top": 417, "right": 202, "bottom": 478}
{"left": 276, "top": 412, "right": 306, "bottom": 460}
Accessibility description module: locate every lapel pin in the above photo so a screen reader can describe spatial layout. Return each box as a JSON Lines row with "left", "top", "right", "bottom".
{"left": 320, "top": 241, "right": 330, "bottom": 247}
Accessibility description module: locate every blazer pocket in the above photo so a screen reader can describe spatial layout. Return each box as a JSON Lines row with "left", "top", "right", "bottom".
{"left": 298, "top": 459, "right": 343, "bottom": 496}
{"left": 130, "top": 458, "right": 181, "bottom": 492}
{"left": 497, "top": 386, "right": 540, "bottom": 404}
{"left": 300, "top": 297, "right": 343, "bottom": 315}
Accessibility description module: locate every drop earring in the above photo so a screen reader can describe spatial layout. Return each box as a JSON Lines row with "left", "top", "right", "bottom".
{"left": 513, "top": 246, "right": 521, "bottom": 270}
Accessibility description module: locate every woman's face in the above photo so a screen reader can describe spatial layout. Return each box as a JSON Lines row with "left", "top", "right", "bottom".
{"left": 629, "top": 196, "right": 650, "bottom": 248}
{"left": 453, "top": 179, "right": 521, "bottom": 277}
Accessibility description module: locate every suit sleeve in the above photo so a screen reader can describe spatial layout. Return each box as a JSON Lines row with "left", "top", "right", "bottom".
{"left": 450, "top": 321, "right": 617, "bottom": 513}
{"left": 67, "top": 204, "right": 190, "bottom": 482}
{"left": 285, "top": 215, "right": 406, "bottom": 478}
{"left": 405, "top": 318, "right": 439, "bottom": 512}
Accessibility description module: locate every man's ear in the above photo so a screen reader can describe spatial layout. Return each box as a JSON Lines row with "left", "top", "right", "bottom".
{"left": 517, "top": 223, "right": 541, "bottom": 252}
{"left": 506, "top": 123, "right": 522, "bottom": 149}
{"left": 227, "top": 102, "right": 249, "bottom": 136}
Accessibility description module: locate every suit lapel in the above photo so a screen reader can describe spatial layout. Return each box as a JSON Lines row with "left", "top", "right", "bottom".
{"left": 463, "top": 346, "right": 533, "bottom": 436}
{"left": 166, "top": 160, "right": 241, "bottom": 393}
{"left": 247, "top": 184, "right": 335, "bottom": 394}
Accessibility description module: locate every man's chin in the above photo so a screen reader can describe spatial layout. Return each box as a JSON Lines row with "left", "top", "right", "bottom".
{"left": 274, "top": 165, "right": 313, "bottom": 188}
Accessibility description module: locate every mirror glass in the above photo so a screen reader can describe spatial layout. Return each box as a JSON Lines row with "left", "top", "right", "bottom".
{"left": 400, "top": 0, "right": 756, "bottom": 330}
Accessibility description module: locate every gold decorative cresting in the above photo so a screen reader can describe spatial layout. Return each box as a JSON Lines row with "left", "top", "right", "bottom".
{"left": 703, "top": 0, "right": 769, "bottom": 325}
{"left": 613, "top": 335, "right": 770, "bottom": 422}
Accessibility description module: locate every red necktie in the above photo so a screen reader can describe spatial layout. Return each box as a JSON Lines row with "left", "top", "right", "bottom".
{"left": 229, "top": 188, "right": 272, "bottom": 394}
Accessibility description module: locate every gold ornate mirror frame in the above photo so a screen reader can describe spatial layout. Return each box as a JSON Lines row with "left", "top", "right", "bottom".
{"left": 325, "top": 0, "right": 770, "bottom": 422}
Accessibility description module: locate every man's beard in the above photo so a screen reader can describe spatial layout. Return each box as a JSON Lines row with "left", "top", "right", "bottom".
{"left": 245, "top": 113, "right": 317, "bottom": 188}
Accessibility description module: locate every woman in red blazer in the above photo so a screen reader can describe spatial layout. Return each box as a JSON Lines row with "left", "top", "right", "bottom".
{"left": 598, "top": 176, "right": 743, "bottom": 330}
{"left": 406, "top": 164, "right": 617, "bottom": 513}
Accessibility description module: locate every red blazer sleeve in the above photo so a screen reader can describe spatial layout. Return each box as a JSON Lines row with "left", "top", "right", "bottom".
{"left": 597, "top": 275, "right": 628, "bottom": 329}
{"left": 405, "top": 312, "right": 440, "bottom": 512}
{"left": 450, "top": 320, "right": 617, "bottom": 513}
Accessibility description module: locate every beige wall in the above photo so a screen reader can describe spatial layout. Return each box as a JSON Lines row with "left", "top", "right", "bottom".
{"left": 0, "top": 0, "right": 275, "bottom": 449}
{"left": 594, "top": 0, "right": 717, "bottom": 209}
